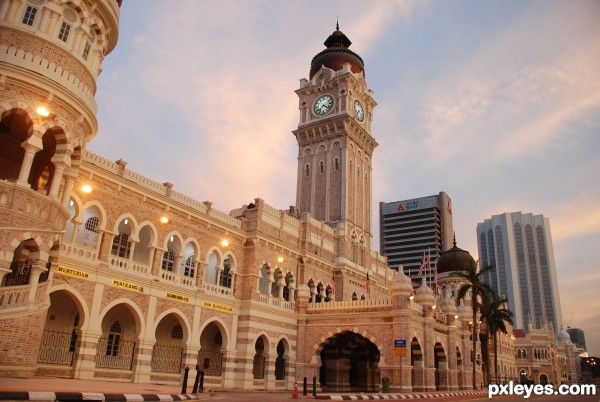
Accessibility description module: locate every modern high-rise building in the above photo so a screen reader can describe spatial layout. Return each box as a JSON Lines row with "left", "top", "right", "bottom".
{"left": 476, "top": 212, "right": 563, "bottom": 333}
{"left": 379, "top": 192, "right": 454, "bottom": 280}
{"left": 566, "top": 328, "right": 587, "bottom": 352}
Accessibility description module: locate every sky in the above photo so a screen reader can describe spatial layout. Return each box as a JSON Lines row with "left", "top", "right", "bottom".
{"left": 91, "top": 1, "right": 600, "bottom": 354}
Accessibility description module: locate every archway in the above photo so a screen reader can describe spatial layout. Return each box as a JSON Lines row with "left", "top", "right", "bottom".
{"left": 275, "top": 339, "right": 288, "bottom": 380}
{"left": 539, "top": 373, "right": 549, "bottom": 385}
{"left": 253, "top": 335, "right": 268, "bottom": 380}
{"left": 456, "top": 346, "right": 464, "bottom": 390}
{"left": 151, "top": 313, "right": 186, "bottom": 374}
{"left": 434, "top": 342, "right": 447, "bottom": 391}
{"left": 319, "top": 331, "right": 380, "bottom": 392}
{"left": 198, "top": 321, "right": 226, "bottom": 377}
{"left": 37, "top": 290, "right": 83, "bottom": 369}
{"left": 520, "top": 369, "right": 528, "bottom": 384}
{"left": 411, "top": 337, "right": 424, "bottom": 391}
{"left": 96, "top": 303, "right": 141, "bottom": 371}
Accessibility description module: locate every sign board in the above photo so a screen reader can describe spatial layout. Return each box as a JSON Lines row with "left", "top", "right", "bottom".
{"left": 394, "top": 339, "right": 407, "bottom": 357}
{"left": 382, "top": 196, "right": 439, "bottom": 215}
{"left": 394, "top": 348, "right": 407, "bottom": 357}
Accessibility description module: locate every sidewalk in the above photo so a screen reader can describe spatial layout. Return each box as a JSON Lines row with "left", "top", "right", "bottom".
{"left": 0, "top": 377, "right": 204, "bottom": 401}
{"left": 0, "top": 377, "right": 488, "bottom": 401}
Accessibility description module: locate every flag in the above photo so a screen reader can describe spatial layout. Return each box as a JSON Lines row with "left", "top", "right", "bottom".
{"left": 418, "top": 254, "right": 425, "bottom": 276}
{"left": 330, "top": 272, "right": 335, "bottom": 295}
{"left": 365, "top": 272, "right": 371, "bottom": 295}
{"left": 433, "top": 260, "right": 438, "bottom": 283}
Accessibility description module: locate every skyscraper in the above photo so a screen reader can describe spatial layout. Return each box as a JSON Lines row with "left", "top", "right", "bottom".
{"left": 379, "top": 192, "right": 454, "bottom": 280}
{"left": 566, "top": 328, "right": 587, "bottom": 352}
{"left": 476, "top": 212, "right": 563, "bottom": 332}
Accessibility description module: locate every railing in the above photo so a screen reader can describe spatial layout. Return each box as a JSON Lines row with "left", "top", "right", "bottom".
{"left": 0, "top": 286, "right": 30, "bottom": 308}
{"left": 3, "top": 261, "right": 32, "bottom": 286}
{"left": 151, "top": 344, "right": 183, "bottom": 374}
{"left": 203, "top": 282, "right": 233, "bottom": 297}
{"left": 37, "top": 329, "right": 76, "bottom": 365}
{"left": 197, "top": 350, "right": 223, "bottom": 377}
{"left": 108, "top": 256, "right": 150, "bottom": 276}
{"left": 159, "top": 271, "right": 195, "bottom": 287}
{"left": 95, "top": 338, "right": 136, "bottom": 370}
{"left": 60, "top": 242, "right": 97, "bottom": 261}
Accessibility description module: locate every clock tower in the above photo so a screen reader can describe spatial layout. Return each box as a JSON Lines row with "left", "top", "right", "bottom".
{"left": 293, "top": 24, "right": 377, "bottom": 262}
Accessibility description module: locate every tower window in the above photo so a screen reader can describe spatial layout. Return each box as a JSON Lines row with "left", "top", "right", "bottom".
{"left": 334, "top": 158, "right": 339, "bottom": 171}
{"left": 82, "top": 40, "right": 91, "bottom": 60}
{"left": 58, "top": 21, "right": 71, "bottom": 42}
{"left": 305, "top": 164, "right": 310, "bottom": 177}
{"left": 22, "top": 6, "right": 38, "bottom": 26}
{"left": 320, "top": 161, "right": 324, "bottom": 174}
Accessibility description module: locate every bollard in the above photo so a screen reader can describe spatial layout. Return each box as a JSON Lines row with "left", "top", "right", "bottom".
{"left": 192, "top": 365, "right": 201, "bottom": 394}
{"left": 200, "top": 370, "right": 205, "bottom": 392}
{"left": 312, "top": 376, "right": 317, "bottom": 397}
{"left": 303, "top": 376, "right": 307, "bottom": 396}
{"left": 181, "top": 367, "right": 190, "bottom": 394}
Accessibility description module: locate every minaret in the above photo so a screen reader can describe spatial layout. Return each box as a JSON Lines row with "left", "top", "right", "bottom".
{"left": 293, "top": 24, "right": 377, "bottom": 261}
{"left": 0, "top": 0, "right": 121, "bottom": 377}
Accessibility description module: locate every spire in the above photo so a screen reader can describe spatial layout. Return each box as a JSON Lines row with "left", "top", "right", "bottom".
{"left": 336, "top": 18, "right": 339, "bottom": 31}
{"left": 453, "top": 232, "right": 457, "bottom": 247}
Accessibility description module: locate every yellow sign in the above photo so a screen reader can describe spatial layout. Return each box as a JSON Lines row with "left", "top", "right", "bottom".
{"left": 55, "top": 266, "right": 89, "bottom": 279}
{"left": 203, "top": 301, "right": 233, "bottom": 313}
{"left": 166, "top": 293, "right": 189, "bottom": 303}
{"left": 394, "top": 348, "right": 407, "bottom": 357}
{"left": 112, "top": 279, "right": 144, "bottom": 293}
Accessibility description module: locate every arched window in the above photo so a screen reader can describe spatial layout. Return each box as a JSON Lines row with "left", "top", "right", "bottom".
{"left": 320, "top": 160, "right": 324, "bottom": 174}
{"left": 162, "top": 250, "right": 175, "bottom": 272}
{"left": 183, "top": 256, "right": 195, "bottom": 278}
{"left": 219, "top": 258, "right": 232, "bottom": 288}
{"left": 171, "top": 325, "right": 183, "bottom": 340}
{"left": 85, "top": 216, "right": 99, "bottom": 233}
{"left": 105, "top": 321, "right": 121, "bottom": 356}
{"left": 275, "top": 340, "right": 286, "bottom": 380}
{"left": 111, "top": 233, "right": 130, "bottom": 258}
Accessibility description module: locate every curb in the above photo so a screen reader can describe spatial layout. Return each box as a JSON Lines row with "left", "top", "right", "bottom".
{"left": 315, "top": 390, "right": 487, "bottom": 400}
{"left": 0, "top": 392, "right": 200, "bottom": 401}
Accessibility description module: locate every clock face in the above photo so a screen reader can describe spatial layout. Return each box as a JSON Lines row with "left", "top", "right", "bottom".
{"left": 354, "top": 100, "right": 364, "bottom": 122}
{"left": 314, "top": 94, "right": 334, "bottom": 116}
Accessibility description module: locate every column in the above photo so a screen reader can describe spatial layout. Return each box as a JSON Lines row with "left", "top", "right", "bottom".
{"left": 17, "top": 142, "right": 42, "bottom": 187}
{"left": 61, "top": 173, "right": 76, "bottom": 208}
{"left": 27, "top": 259, "right": 49, "bottom": 303}
{"left": 48, "top": 161, "right": 67, "bottom": 199}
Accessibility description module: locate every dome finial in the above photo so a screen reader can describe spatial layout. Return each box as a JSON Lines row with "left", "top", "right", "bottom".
{"left": 453, "top": 232, "right": 457, "bottom": 247}
{"left": 336, "top": 18, "right": 339, "bottom": 31}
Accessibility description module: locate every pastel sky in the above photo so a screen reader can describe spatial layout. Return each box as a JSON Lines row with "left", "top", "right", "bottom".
{"left": 92, "top": 1, "right": 600, "bottom": 354}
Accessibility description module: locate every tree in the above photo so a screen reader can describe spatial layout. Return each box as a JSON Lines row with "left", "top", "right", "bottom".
{"left": 480, "top": 292, "right": 513, "bottom": 385}
{"left": 454, "top": 260, "right": 494, "bottom": 390}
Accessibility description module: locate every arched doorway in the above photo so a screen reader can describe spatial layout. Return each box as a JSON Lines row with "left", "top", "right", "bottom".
{"left": 456, "top": 346, "right": 464, "bottom": 390}
{"left": 539, "top": 373, "right": 549, "bottom": 385}
{"left": 319, "top": 331, "right": 380, "bottom": 392}
{"left": 151, "top": 313, "right": 186, "bottom": 375}
{"left": 96, "top": 303, "right": 140, "bottom": 371}
{"left": 252, "top": 336, "right": 268, "bottom": 380}
{"left": 275, "top": 339, "right": 288, "bottom": 380}
{"left": 434, "top": 342, "right": 447, "bottom": 391}
{"left": 520, "top": 369, "right": 528, "bottom": 384}
{"left": 37, "top": 290, "right": 83, "bottom": 373}
{"left": 198, "top": 322, "right": 226, "bottom": 378}
{"left": 411, "top": 337, "right": 424, "bottom": 391}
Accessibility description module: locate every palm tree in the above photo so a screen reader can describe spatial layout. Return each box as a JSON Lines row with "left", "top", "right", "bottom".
{"left": 480, "top": 292, "right": 513, "bottom": 385}
{"left": 454, "top": 260, "right": 494, "bottom": 390}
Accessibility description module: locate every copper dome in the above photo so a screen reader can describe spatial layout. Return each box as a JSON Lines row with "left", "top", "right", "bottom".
{"left": 436, "top": 237, "right": 475, "bottom": 274}
{"left": 309, "top": 24, "right": 364, "bottom": 80}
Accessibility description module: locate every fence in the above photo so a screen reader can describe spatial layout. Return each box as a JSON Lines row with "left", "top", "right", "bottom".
{"left": 151, "top": 344, "right": 183, "bottom": 373}
{"left": 197, "top": 350, "right": 223, "bottom": 376}
{"left": 37, "top": 329, "right": 76, "bottom": 365}
{"left": 95, "top": 337, "right": 136, "bottom": 370}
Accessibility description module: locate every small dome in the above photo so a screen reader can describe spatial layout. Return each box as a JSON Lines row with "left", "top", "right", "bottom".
{"left": 309, "top": 23, "right": 364, "bottom": 80}
{"left": 391, "top": 266, "right": 413, "bottom": 294}
{"left": 437, "top": 235, "right": 475, "bottom": 274}
{"left": 414, "top": 279, "right": 435, "bottom": 307}
{"left": 559, "top": 328, "right": 572, "bottom": 345}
